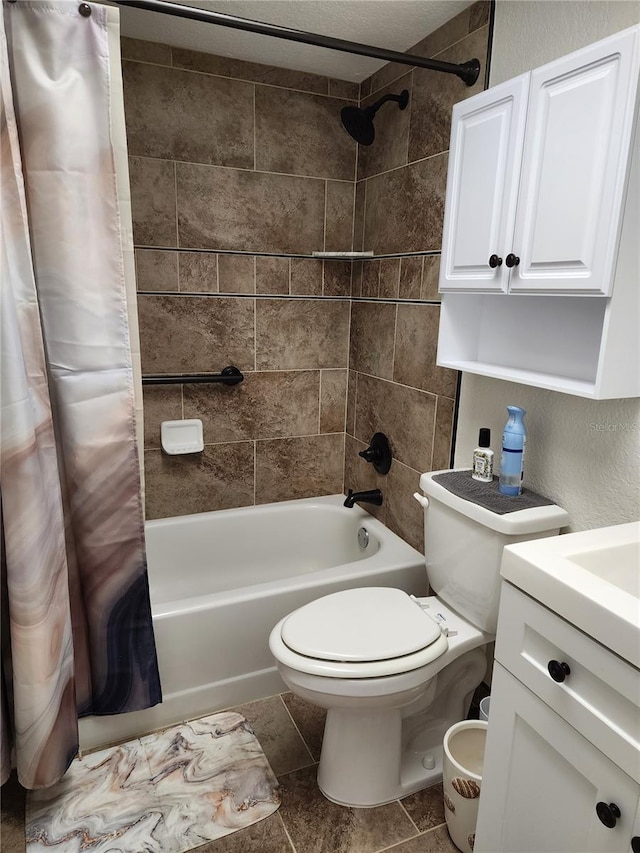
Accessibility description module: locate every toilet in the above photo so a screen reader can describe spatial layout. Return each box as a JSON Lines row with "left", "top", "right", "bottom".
{"left": 269, "top": 469, "right": 569, "bottom": 808}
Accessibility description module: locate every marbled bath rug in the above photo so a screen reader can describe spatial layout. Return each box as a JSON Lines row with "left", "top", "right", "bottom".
{"left": 26, "top": 711, "right": 281, "bottom": 853}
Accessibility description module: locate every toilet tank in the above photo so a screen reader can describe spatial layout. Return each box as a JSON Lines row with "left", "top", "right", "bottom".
{"left": 419, "top": 470, "right": 569, "bottom": 634}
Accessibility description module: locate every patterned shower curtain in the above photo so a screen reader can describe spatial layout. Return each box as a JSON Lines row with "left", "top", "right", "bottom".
{"left": 0, "top": 1, "right": 161, "bottom": 789}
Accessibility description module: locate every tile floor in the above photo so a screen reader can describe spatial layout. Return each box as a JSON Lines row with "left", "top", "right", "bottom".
{"left": 1, "top": 692, "right": 461, "bottom": 853}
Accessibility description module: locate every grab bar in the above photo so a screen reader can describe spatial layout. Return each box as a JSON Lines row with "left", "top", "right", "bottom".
{"left": 141, "top": 366, "right": 244, "bottom": 386}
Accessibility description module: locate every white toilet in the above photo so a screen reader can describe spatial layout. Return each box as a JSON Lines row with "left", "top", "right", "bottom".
{"left": 269, "top": 470, "right": 569, "bottom": 808}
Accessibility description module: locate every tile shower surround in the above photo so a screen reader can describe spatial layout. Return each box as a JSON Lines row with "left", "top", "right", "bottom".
{"left": 124, "top": 1, "right": 491, "bottom": 552}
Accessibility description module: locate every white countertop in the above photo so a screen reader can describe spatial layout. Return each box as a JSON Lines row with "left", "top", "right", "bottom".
{"left": 500, "top": 521, "right": 640, "bottom": 669}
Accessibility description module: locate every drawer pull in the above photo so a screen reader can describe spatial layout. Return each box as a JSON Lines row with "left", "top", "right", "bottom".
{"left": 631, "top": 837, "right": 640, "bottom": 852}
{"left": 505, "top": 253, "right": 520, "bottom": 268}
{"left": 547, "top": 660, "right": 571, "bottom": 682}
{"left": 596, "top": 802, "right": 621, "bottom": 828}
{"left": 489, "top": 254, "right": 503, "bottom": 268}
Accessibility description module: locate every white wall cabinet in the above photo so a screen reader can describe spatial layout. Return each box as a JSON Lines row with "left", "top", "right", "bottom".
{"left": 510, "top": 31, "right": 639, "bottom": 296}
{"left": 475, "top": 584, "right": 640, "bottom": 853}
{"left": 438, "top": 75, "right": 528, "bottom": 293}
{"left": 437, "top": 25, "right": 640, "bottom": 398}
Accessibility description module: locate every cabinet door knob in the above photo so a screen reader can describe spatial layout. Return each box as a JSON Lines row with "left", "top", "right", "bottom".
{"left": 595, "top": 802, "right": 621, "bottom": 828}
{"left": 547, "top": 660, "right": 571, "bottom": 682}
{"left": 489, "top": 254, "right": 503, "bottom": 268}
{"left": 505, "top": 253, "right": 520, "bottom": 268}
{"left": 631, "top": 836, "right": 640, "bottom": 852}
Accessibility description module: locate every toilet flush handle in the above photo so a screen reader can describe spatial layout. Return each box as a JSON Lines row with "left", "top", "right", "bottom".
{"left": 413, "top": 492, "right": 429, "bottom": 509}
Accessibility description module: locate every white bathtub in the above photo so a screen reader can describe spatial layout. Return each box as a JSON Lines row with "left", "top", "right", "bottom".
{"left": 79, "top": 495, "right": 427, "bottom": 751}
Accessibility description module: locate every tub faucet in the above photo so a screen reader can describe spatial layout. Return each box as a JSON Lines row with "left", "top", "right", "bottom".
{"left": 344, "top": 488, "right": 383, "bottom": 508}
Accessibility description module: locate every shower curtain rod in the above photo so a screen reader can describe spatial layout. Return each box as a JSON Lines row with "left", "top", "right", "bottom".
{"left": 114, "top": 0, "right": 481, "bottom": 86}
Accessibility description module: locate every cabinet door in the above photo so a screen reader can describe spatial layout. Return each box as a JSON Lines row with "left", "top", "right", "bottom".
{"left": 509, "top": 27, "right": 640, "bottom": 295}
{"left": 439, "top": 75, "right": 529, "bottom": 293}
{"left": 475, "top": 664, "right": 640, "bottom": 853}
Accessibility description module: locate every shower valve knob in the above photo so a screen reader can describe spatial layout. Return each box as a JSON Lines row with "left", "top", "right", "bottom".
{"left": 489, "top": 254, "right": 503, "bottom": 268}
{"left": 358, "top": 432, "right": 392, "bottom": 475}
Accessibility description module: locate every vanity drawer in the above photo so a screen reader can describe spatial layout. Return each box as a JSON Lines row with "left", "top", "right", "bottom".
{"left": 495, "top": 582, "right": 640, "bottom": 782}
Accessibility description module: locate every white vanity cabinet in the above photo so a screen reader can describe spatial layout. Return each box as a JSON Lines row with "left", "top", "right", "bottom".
{"left": 475, "top": 583, "right": 640, "bottom": 853}
{"left": 437, "top": 25, "right": 640, "bottom": 398}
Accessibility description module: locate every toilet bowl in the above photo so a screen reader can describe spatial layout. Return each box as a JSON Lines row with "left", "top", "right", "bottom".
{"left": 269, "top": 587, "right": 490, "bottom": 806}
{"left": 269, "top": 469, "right": 570, "bottom": 808}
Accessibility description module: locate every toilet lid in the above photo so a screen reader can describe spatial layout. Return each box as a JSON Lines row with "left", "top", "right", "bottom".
{"left": 280, "top": 587, "right": 442, "bottom": 663}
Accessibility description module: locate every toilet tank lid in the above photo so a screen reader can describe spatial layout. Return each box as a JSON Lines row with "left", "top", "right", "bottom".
{"left": 420, "top": 469, "right": 569, "bottom": 536}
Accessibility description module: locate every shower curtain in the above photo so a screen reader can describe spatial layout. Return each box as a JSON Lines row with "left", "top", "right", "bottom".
{"left": 0, "top": 1, "right": 161, "bottom": 789}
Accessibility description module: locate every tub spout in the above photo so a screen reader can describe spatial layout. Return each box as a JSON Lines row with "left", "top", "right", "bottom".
{"left": 344, "top": 488, "right": 383, "bottom": 508}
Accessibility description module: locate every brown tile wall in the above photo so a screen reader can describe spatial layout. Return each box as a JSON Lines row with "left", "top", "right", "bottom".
{"left": 122, "top": 38, "right": 355, "bottom": 519}
{"left": 124, "top": 1, "right": 491, "bottom": 544}
{"left": 345, "top": 2, "right": 491, "bottom": 552}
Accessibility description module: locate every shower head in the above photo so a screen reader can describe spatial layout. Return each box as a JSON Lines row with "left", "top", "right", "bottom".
{"left": 340, "top": 89, "right": 409, "bottom": 146}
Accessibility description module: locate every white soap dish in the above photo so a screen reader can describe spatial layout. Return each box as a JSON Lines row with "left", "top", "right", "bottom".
{"left": 161, "top": 419, "right": 204, "bottom": 455}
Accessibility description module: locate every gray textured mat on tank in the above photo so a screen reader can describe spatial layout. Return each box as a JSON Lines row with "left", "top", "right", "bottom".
{"left": 432, "top": 471, "right": 555, "bottom": 515}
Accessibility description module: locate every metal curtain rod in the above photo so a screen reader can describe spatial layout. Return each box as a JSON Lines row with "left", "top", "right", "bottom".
{"left": 115, "top": 0, "right": 481, "bottom": 86}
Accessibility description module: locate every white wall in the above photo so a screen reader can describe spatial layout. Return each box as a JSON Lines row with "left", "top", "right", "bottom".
{"left": 489, "top": 0, "right": 640, "bottom": 87}
{"left": 454, "top": 0, "right": 640, "bottom": 532}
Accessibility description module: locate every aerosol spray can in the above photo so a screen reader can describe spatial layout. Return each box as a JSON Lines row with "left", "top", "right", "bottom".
{"left": 498, "top": 406, "right": 526, "bottom": 496}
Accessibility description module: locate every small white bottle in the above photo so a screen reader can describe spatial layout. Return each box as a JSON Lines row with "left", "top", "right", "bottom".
{"left": 472, "top": 428, "right": 494, "bottom": 483}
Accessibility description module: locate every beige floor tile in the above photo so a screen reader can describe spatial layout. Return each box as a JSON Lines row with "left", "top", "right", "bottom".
{"left": 1, "top": 772, "right": 26, "bottom": 853}
{"left": 401, "top": 783, "right": 446, "bottom": 832}
{"left": 381, "top": 824, "right": 458, "bottom": 853}
{"left": 278, "top": 765, "right": 416, "bottom": 853}
{"left": 280, "top": 692, "right": 327, "bottom": 762}
{"left": 232, "top": 696, "right": 315, "bottom": 776}
{"left": 188, "top": 813, "right": 293, "bottom": 853}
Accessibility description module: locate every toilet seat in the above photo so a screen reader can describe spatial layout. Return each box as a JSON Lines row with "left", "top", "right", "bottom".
{"left": 282, "top": 588, "right": 442, "bottom": 661}
{"left": 273, "top": 588, "right": 449, "bottom": 679}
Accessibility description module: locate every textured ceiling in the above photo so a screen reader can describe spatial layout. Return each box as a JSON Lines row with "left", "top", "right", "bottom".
{"left": 118, "top": 0, "right": 474, "bottom": 82}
